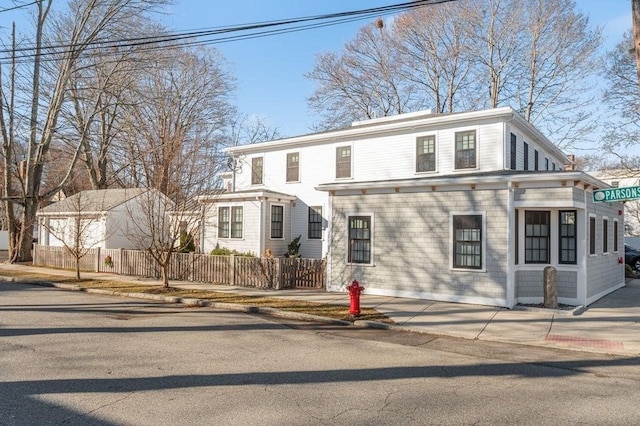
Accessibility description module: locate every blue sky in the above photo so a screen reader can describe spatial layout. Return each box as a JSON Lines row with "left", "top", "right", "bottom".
{"left": 164, "top": 0, "right": 634, "bottom": 139}
{"left": 1, "top": 1, "right": 633, "bottom": 140}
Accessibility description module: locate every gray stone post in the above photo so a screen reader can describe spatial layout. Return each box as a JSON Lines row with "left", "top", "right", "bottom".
{"left": 543, "top": 266, "right": 558, "bottom": 309}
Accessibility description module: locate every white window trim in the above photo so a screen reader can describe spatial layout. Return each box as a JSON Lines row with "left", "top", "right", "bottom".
{"left": 345, "top": 212, "right": 374, "bottom": 267}
{"left": 335, "top": 144, "right": 353, "bottom": 180}
{"left": 602, "top": 216, "right": 610, "bottom": 255}
{"left": 250, "top": 156, "right": 264, "bottom": 186}
{"left": 452, "top": 127, "right": 480, "bottom": 172}
{"left": 449, "top": 211, "right": 486, "bottom": 272}
{"left": 589, "top": 213, "right": 597, "bottom": 257}
{"left": 285, "top": 151, "right": 301, "bottom": 183}
{"left": 307, "top": 205, "right": 323, "bottom": 241}
{"left": 415, "top": 133, "right": 438, "bottom": 175}
{"left": 218, "top": 205, "right": 244, "bottom": 240}
{"left": 269, "top": 203, "right": 285, "bottom": 240}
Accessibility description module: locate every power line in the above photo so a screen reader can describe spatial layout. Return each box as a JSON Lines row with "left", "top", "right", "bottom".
{"left": 0, "top": 0, "right": 456, "bottom": 64}
{"left": 0, "top": 1, "right": 38, "bottom": 14}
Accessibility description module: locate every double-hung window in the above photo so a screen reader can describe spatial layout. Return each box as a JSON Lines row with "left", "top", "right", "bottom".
{"left": 308, "top": 207, "right": 322, "bottom": 239}
{"left": 603, "top": 218, "right": 609, "bottom": 253}
{"left": 218, "top": 207, "right": 230, "bottom": 238}
{"left": 270, "top": 205, "right": 284, "bottom": 239}
{"left": 455, "top": 130, "right": 476, "bottom": 169}
{"left": 559, "top": 211, "right": 577, "bottom": 264}
{"left": 251, "top": 157, "right": 263, "bottom": 185}
{"left": 452, "top": 214, "right": 482, "bottom": 269}
{"left": 523, "top": 142, "right": 529, "bottom": 171}
{"left": 348, "top": 216, "right": 371, "bottom": 264}
{"left": 510, "top": 133, "right": 517, "bottom": 170}
{"left": 336, "top": 146, "right": 351, "bottom": 178}
{"left": 614, "top": 220, "right": 619, "bottom": 252}
{"left": 230, "top": 206, "right": 243, "bottom": 239}
{"left": 589, "top": 216, "right": 596, "bottom": 255}
{"left": 525, "top": 211, "right": 550, "bottom": 263}
{"left": 416, "top": 135, "right": 436, "bottom": 172}
{"left": 286, "top": 152, "right": 299, "bottom": 182}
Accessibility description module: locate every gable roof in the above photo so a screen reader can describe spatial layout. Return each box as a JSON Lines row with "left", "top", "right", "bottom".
{"left": 37, "top": 188, "right": 150, "bottom": 215}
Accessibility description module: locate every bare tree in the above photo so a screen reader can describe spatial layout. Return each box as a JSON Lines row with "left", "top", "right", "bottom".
{"left": 118, "top": 46, "right": 235, "bottom": 195}
{"left": 307, "top": 19, "right": 416, "bottom": 131}
{"left": 394, "top": 2, "right": 474, "bottom": 113}
{"left": 0, "top": 0, "right": 167, "bottom": 263}
{"left": 601, "top": 31, "right": 640, "bottom": 169}
{"left": 229, "top": 113, "right": 282, "bottom": 146}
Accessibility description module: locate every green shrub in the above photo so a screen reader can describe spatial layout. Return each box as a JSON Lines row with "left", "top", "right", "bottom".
{"left": 178, "top": 231, "right": 196, "bottom": 253}
{"left": 284, "top": 235, "right": 301, "bottom": 258}
{"left": 210, "top": 245, "right": 255, "bottom": 257}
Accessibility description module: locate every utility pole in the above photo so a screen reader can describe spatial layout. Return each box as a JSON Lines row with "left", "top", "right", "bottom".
{"left": 634, "top": 0, "right": 640, "bottom": 87}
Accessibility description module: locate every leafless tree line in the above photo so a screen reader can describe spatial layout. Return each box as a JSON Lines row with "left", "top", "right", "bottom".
{"left": 307, "top": 0, "right": 602, "bottom": 150}
{"left": 0, "top": 0, "right": 248, "bottom": 262}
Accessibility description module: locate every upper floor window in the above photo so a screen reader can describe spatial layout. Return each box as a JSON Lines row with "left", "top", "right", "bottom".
{"left": 336, "top": 146, "right": 351, "bottom": 179}
{"left": 559, "top": 210, "right": 577, "bottom": 264}
{"left": 525, "top": 210, "right": 550, "bottom": 264}
{"left": 270, "top": 205, "right": 284, "bottom": 239}
{"left": 452, "top": 214, "right": 483, "bottom": 269}
{"left": 308, "top": 206, "right": 322, "bottom": 239}
{"left": 523, "top": 142, "right": 529, "bottom": 171}
{"left": 286, "top": 152, "right": 299, "bottom": 182}
{"left": 534, "top": 150, "right": 539, "bottom": 171}
{"left": 455, "top": 130, "right": 476, "bottom": 169}
{"left": 510, "top": 133, "right": 517, "bottom": 170}
{"left": 416, "top": 135, "right": 436, "bottom": 172}
{"left": 611, "top": 181, "right": 619, "bottom": 188}
{"left": 251, "top": 157, "right": 263, "bottom": 185}
{"left": 545, "top": 158, "right": 549, "bottom": 170}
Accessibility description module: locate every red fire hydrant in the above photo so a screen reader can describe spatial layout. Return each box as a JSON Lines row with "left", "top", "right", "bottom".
{"left": 347, "top": 280, "right": 364, "bottom": 316}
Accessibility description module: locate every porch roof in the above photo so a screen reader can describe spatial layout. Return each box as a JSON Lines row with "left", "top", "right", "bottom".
{"left": 196, "top": 189, "right": 296, "bottom": 203}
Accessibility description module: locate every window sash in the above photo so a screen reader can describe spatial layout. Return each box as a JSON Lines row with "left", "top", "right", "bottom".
{"left": 603, "top": 218, "right": 609, "bottom": 253}
{"left": 453, "top": 215, "right": 482, "bottom": 269}
{"left": 251, "top": 157, "right": 263, "bottom": 185}
{"left": 559, "top": 210, "right": 577, "bottom": 264}
{"left": 230, "top": 206, "right": 243, "bottom": 239}
{"left": 348, "top": 216, "right": 371, "bottom": 264}
{"left": 589, "top": 216, "right": 596, "bottom": 255}
{"left": 308, "top": 206, "right": 322, "bottom": 239}
{"left": 336, "top": 146, "right": 351, "bottom": 178}
{"left": 614, "top": 220, "right": 619, "bottom": 252}
{"left": 286, "top": 153, "right": 299, "bottom": 182}
{"left": 455, "top": 131, "right": 476, "bottom": 169}
{"left": 218, "top": 207, "right": 230, "bottom": 238}
{"left": 523, "top": 142, "right": 529, "bottom": 171}
{"left": 525, "top": 211, "right": 550, "bottom": 264}
{"left": 510, "top": 133, "right": 517, "bottom": 170}
{"left": 271, "top": 205, "right": 284, "bottom": 239}
{"left": 416, "top": 136, "right": 436, "bottom": 172}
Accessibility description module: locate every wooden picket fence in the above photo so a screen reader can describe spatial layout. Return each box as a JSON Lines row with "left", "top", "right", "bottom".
{"left": 32, "top": 245, "right": 325, "bottom": 290}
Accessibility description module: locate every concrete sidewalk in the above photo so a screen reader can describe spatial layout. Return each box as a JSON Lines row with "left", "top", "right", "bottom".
{"left": 1, "top": 263, "right": 638, "bottom": 356}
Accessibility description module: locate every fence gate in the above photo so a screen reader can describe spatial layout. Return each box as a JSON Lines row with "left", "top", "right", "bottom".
{"left": 283, "top": 258, "right": 326, "bottom": 289}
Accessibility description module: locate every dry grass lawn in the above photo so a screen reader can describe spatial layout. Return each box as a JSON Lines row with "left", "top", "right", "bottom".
{"left": 0, "top": 269, "right": 393, "bottom": 324}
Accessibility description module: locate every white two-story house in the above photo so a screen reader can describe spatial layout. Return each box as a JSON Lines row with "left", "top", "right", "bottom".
{"left": 199, "top": 107, "right": 624, "bottom": 308}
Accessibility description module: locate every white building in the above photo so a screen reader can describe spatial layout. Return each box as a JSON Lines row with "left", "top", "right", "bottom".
{"left": 200, "top": 107, "right": 624, "bottom": 308}
{"left": 37, "top": 188, "right": 172, "bottom": 250}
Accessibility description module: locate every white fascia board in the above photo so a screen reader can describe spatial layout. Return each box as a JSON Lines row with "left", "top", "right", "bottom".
{"left": 36, "top": 211, "right": 106, "bottom": 217}
{"left": 316, "top": 171, "right": 606, "bottom": 192}
{"left": 226, "top": 107, "right": 516, "bottom": 155}
{"left": 196, "top": 191, "right": 297, "bottom": 203}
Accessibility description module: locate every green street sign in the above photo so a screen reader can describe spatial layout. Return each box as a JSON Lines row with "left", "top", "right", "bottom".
{"left": 593, "top": 186, "right": 640, "bottom": 203}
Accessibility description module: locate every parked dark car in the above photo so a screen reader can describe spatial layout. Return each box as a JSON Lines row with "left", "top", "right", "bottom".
{"left": 625, "top": 244, "right": 640, "bottom": 270}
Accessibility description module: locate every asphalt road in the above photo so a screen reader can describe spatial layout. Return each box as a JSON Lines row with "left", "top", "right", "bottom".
{"left": 1, "top": 282, "right": 639, "bottom": 425}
